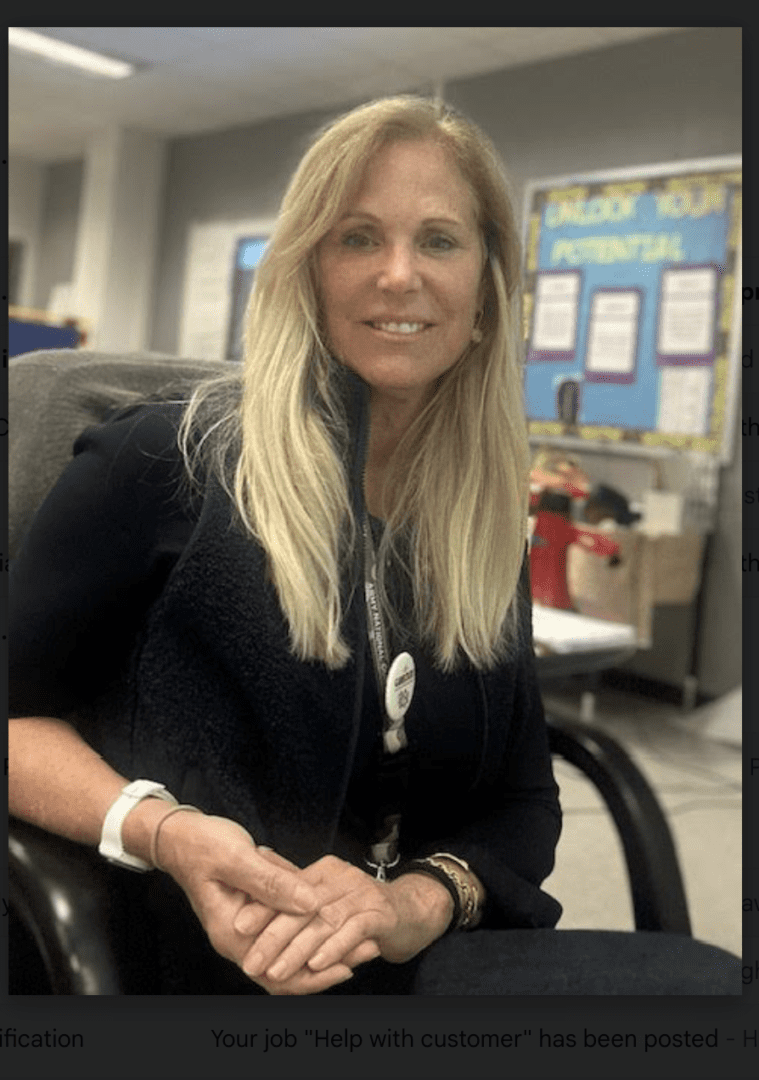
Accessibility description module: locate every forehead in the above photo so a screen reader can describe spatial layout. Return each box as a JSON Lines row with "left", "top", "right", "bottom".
{"left": 347, "top": 139, "right": 479, "bottom": 223}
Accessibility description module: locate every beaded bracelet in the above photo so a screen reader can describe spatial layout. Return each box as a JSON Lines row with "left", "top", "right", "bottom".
{"left": 396, "top": 853, "right": 483, "bottom": 931}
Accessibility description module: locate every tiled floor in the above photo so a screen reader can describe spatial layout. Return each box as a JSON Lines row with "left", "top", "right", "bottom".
{"left": 539, "top": 682, "right": 742, "bottom": 959}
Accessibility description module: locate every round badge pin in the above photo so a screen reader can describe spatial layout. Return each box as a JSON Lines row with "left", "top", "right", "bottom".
{"left": 385, "top": 652, "right": 416, "bottom": 722}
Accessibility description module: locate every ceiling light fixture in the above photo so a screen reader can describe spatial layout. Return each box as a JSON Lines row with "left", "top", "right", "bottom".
{"left": 8, "top": 27, "right": 136, "bottom": 79}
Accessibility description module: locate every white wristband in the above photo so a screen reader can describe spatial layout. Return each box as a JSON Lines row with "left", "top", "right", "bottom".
{"left": 99, "top": 779, "right": 178, "bottom": 872}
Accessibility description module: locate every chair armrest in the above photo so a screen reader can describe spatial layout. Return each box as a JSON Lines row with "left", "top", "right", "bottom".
{"left": 9, "top": 817, "right": 138, "bottom": 993}
{"left": 546, "top": 717, "right": 692, "bottom": 936}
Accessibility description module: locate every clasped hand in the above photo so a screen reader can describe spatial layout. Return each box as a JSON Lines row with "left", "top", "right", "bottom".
{"left": 156, "top": 813, "right": 453, "bottom": 995}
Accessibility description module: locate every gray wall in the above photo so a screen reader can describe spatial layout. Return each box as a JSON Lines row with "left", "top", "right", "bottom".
{"left": 446, "top": 27, "right": 741, "bottom": 208}
{"left": 35, "top": 26, "right": 742, "bottom": 696}
{"left": 34, "top": 160, "right": 83, "bottom": 311}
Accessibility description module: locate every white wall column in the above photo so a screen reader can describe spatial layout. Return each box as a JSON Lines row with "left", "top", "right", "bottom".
{"left": 70, "top": 127, "right": 167, "bottom": 352}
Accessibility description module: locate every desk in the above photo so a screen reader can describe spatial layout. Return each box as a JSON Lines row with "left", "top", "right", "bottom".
{"left": 532, "top": 603, "right": 637, "bottom": 687}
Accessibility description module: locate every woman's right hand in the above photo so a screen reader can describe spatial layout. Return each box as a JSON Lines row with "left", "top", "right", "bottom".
{"left": 9, "top": 719, "right": 351, "bottom": 991}
{"left": 151, "top": 812, "right": 357, "bottom": 993}
{"left": 153, "top": 813, "right": 308, "bottom": 961}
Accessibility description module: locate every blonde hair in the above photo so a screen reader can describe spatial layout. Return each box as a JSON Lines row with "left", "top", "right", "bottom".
{"left": 180, "top": 95, "right": 529, "bottom": 672}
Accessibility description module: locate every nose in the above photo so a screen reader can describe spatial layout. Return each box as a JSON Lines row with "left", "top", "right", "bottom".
{"left": 376, "top": 241, "right": 421, "bottom": 292}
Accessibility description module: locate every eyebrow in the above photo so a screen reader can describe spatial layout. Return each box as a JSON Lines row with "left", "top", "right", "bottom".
{"left": 338, "top": 211, "right": 467, "bottom": 229}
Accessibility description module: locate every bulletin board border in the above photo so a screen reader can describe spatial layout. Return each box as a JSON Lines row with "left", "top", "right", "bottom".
{"left": 522, "top": 155, "right": 742, "bottom": 462}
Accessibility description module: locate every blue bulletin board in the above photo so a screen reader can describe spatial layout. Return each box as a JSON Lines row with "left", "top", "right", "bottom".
{"left": 522, "top": 156, "right": 741, "bottom": 460}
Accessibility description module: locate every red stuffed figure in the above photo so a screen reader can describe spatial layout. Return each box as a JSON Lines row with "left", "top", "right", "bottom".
{"left": 530, "top": 496, "right": 620, "bottom": 610}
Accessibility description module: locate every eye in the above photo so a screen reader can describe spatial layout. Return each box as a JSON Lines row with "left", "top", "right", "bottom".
{"left": 341, "top": 231, "right": 375, "bottom": 249}
{"left": 424, "top": 234, "right": 456, "bottom": 251}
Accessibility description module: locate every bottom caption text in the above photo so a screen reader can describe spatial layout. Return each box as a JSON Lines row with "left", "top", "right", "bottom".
{"left": 208, "top": 1026, "right": 757, "bottom": 1054}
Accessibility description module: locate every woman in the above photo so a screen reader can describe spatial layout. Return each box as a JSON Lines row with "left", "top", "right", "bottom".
{"left": 11, "top": 95, "right": 645, "bottom": 995}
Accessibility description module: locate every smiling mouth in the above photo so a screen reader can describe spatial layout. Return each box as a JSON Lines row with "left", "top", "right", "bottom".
{"left": 365, "top": 321, "right": 431, "bottom": 334}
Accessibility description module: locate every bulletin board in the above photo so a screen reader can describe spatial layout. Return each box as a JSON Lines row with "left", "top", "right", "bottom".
{"left": 522, "top": 156, "right": 741, "bottom": 461}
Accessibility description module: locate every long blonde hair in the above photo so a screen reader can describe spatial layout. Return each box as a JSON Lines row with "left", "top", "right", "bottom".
{"left": 180, "top": 95, "right": 529, "bottom": 672}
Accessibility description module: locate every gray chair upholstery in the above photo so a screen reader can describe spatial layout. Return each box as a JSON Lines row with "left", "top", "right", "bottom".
{"left": 9, "top": 348, "right": 220, "bottom": 560}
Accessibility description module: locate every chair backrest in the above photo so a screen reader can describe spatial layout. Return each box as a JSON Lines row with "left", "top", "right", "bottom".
{"left": 9, "top": 349, "right": 222, "bottom": 559}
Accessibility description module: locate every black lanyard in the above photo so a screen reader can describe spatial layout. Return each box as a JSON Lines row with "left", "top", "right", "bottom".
{"left": 362, "top": 514, "right": 414, "bottom": 879}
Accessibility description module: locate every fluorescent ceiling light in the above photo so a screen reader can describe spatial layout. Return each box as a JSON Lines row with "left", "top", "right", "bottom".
{"left": 8, "top": 27, "right": 136, "bottom": 79}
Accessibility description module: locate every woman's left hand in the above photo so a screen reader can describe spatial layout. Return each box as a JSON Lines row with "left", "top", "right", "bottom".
{"left": 235, "top": 853, "right": 454, "bottom": 993}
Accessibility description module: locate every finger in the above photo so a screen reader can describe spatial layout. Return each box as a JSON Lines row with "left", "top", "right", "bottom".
{"left": 240, "top": 911, "right": 316, "bottom": 979}
{"left": 258, "top": 880, "right": 383, "bottom": 982}
{"left": 258, "top": 963, "right": 355, "bottom": 996}
{"left": 306, "top": 918, "right": 381, "bottom": 973}
{"left": 224, "top": 849, "right": 317, "bottom": 916}
{"left": 263, "top": 875, "right": 393, "bottom": 979}
{"left": 263, "top": 916, "right": 343, "bottom": 982}
{"left": 256, "top": 847, "right": 300, "bottom": 871}
{"left": 191, "top": 878, "right": 249, "bottom": 933}
{"left": 317, "top": 888, "right": 393, "bottom": 936}
{"left": 233, "top": 900, "right": 277, "bottom": 938}
{"left": 342, "top": 939, "right": 381, "bottom": 968}
{"left": 233, "top": 847, "right": 306, "bottom": 934}
{"left": 197, "top": 881, "right": 268, "bottom": 965}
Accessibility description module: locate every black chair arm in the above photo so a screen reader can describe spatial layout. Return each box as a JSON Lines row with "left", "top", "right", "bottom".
{"left": 9, "top": 817, "right": 135, "bottom": 994}
{"left": 546, "top": 716, "right": 692, "bottom": 936}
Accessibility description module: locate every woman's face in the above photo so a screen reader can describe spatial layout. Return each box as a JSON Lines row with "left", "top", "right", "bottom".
{"left": 316, "top": 139, "right": 486, "bottom": 409}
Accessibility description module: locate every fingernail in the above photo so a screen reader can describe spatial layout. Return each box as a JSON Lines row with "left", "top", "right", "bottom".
{"left": 243, "top": 951, "right": 264, "bottom": 978}
{"left": 308, "top": 951, "right": 326, "bottom": 971}
{"left": 267, "top": 960, "right": 286, "bottom": 980}
{"left": 235, "top": 915, "right": 254, "bottom": 935}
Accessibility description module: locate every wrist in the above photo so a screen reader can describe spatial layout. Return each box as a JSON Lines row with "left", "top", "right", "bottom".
{"left": 390, "top": 872, "right": 455, "bottom": 936}
{"left": 119, "top": 797, "right": 177, "bottom": 867}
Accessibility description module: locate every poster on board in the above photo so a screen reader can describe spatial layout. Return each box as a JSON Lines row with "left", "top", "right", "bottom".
{"left": 522, "top": 156, "right": 741, "bottom": 461}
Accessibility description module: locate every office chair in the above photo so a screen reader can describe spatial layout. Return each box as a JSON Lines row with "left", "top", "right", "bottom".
{"left": 8, "top": 350, "right": 692, "bottom": 994}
